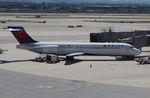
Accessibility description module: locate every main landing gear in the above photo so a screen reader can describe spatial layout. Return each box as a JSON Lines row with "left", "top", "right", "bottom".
{"left": 66, "top": 56, "right": 74, "bottom": 61}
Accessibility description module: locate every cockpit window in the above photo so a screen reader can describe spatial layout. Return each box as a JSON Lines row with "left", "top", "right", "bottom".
{"left": 130, "top": 46, "right": 134, "bottom": 49}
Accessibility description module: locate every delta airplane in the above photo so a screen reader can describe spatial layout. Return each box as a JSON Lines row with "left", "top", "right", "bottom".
{"left": 7, "top": 26, "right": 141, "bottom": 61}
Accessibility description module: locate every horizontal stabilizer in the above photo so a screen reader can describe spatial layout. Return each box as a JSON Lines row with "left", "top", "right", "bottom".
{"left": 8, "top": 28, "right": 22, "bottom": 32}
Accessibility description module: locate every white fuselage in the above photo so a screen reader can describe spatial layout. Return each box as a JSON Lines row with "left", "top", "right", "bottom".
{"left": 16, "top": 42, "right": 141, "bottom": 56}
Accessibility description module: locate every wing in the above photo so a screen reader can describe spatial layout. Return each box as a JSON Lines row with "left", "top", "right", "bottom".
{"left": 66, "top": 52, "right": 84, "bottom": 57}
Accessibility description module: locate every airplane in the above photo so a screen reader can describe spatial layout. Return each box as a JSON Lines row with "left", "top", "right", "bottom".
{"left": 7, "top": 26, "right": 141, "bottom": 62}
{"left": 0, "top": 48, "right": 8, "bottom": 54}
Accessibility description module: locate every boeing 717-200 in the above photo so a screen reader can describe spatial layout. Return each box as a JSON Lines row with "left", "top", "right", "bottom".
{"left": 7, "top": 26, "right": 141, "bottom": 62}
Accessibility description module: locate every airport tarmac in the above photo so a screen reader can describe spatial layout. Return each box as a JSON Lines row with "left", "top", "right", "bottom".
{"left": 1, "top": 69, "right": 150, "bottom": 98}
{"left": 1, "top": 13, "right": 150, "bottom": 97}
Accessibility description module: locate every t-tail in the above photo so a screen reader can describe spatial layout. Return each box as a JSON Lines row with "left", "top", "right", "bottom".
{"left": 8, "top": 26, "right": 37, "bottom": 44}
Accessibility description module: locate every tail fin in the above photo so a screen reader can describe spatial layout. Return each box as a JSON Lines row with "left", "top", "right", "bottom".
{"left": 8, "top": 26, "right": 37, "bottom": 44}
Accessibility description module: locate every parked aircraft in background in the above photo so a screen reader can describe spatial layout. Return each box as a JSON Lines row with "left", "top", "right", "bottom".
{"left": 7, "top": 26, "right": 141, "bottom": 62}
{"left": 0, "top": 48, "right": 7, "bottom": 54}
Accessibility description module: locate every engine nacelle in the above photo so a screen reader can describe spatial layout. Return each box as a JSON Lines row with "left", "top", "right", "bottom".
{"left": 35, "top": 45, "right": 58, "bottom": 54}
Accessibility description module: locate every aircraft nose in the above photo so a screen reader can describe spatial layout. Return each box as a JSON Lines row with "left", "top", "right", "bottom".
{"left": 134, "top": 48, "right": 141, "bottom": 55}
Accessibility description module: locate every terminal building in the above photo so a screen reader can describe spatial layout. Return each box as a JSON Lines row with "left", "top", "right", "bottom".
{"left": 90, "top": 30, "right": 150, "bottom": 49}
